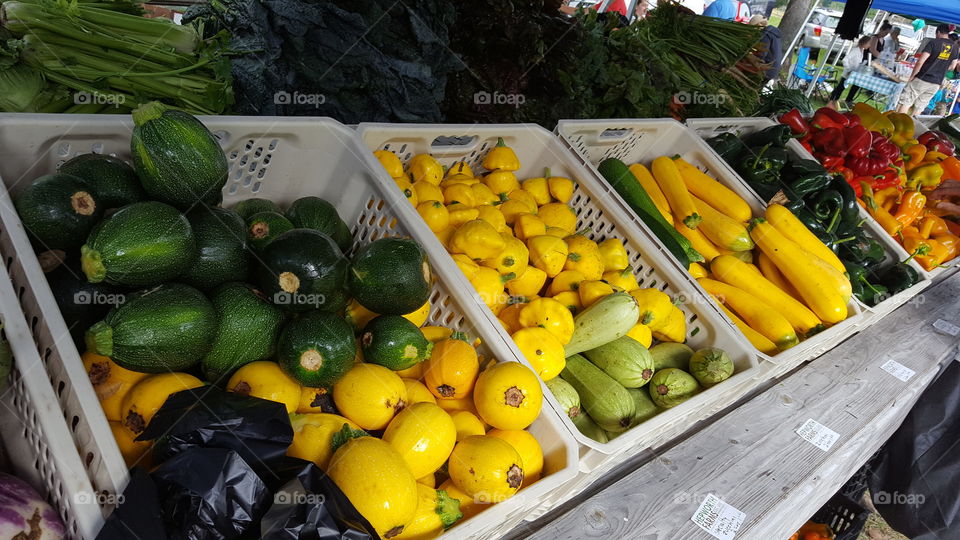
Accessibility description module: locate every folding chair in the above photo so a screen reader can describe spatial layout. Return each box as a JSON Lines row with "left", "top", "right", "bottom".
{"left": 791, "top": 47, "right": 833, "bottom": 100}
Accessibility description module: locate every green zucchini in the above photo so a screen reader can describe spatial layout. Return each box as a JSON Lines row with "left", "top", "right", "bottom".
{"left": 564, "top": 292, "right": 640, "bottom": 357}
{"left": 181, "top": 207, "right": 249, "bottom": 290}
{"left": 583, "top": 335, "right": 655, "bottom": 388}
{"left": 15, "top": 174, "right": 102, "bottom": 250}
{"left": 560, "top": 354, "right": 635, "bottom": 433}
{"left": 81, "top": 201, "right": 194, "bottom": 287}
{"left": 650, "top": 342, "right": 694, "bottom": 371}
{"left": 130, "top": 101, "right": 227, "bottom": 209}
{"left": 59, "top": 153, "right": 146, "bottom": 209}
{"left": 232, "top": 198, "right": 281, "bottom": 220}
{"left": 277, "top": 310, "right": 356, "bottom": 387}
{"left": 571, "top": 411, "right": 608, "bottom": 443}
{"left": 285, "top": 196, "right": 353, "bottom": 253}
{"left": 545, "top": 377, "right": 581, "bottom": 419}
{"left": 246, "top": 211, "right": 294, "bottom": 251}
{"left": 201, "top": 282, "right": 286, "bottom": 383}
{"left": 626, "top": 387, "right": 660, "bottom": 425}
{"left": 349, "top": 237, "right": 432, "bottom": 316}
{"left": 255, "top": 228, "right": 349, "bottom": 312}
{"left": 596, "top": 158, "right": 701, "bottom": 266}
{"left": 648, "top": 368, "right": 699, "bottom": 409}
{"left": 85, "top": 283, "right": 216, "bottom": 373}
{"left": 360, "top": 315, "right": 432, "bottom": 371}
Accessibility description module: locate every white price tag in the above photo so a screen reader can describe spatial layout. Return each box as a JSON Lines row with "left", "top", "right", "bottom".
{"left": 933, "top": 319, "right": 960, "bottom": 336}
{"left": 880, "top": 359, "right": 916, "bottom": 382}
{"left": 796, "top": 419, "right": 840, "bottom": 451}
{"left": 690, "top": 494, "right": 746, "bottom": 540}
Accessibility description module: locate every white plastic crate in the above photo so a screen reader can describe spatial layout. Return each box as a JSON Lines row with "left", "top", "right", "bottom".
{"left": 555, "top": 119, "right": 869, "bottom": 369}
{"left": 686, "top": 117, "right": 931, "bottom": 319}
{"left": 0, "top": 114, "right": 578, "bottom": 540}
{"left": 0, "top": 246, "right": 101, "bottom": 539}
{"left": 356, "top": 123, "right": 763, "bottom": 473}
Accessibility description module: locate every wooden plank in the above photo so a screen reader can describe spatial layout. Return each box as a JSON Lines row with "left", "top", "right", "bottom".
{"left": 515, "top": 275, "right": 960, "bottom": 540}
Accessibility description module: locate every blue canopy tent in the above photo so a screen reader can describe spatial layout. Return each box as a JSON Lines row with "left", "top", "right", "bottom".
{"left": 834, "top": 0, "right": 960, "bottom": 24}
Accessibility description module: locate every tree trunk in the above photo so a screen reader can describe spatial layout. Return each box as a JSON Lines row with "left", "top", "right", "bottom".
{"left": 778, "top": 0, "right": 815, "bottom": 69}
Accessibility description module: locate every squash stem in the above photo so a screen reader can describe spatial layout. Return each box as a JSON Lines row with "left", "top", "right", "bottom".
{"left": 85, "top": 322, "right": 113, "bottom": 357}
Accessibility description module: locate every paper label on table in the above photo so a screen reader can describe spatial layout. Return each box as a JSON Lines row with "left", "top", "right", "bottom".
{"left": 933, "top": 319, "right": 960, "bottom": 336}
{"left": 796, "top": 419, "right": 839, "bottom": 451}
{"left": 880, "top": 359, "right": 916, "bottom": 382}
{"left": 690, "top": 493, "right": 745, "bottom": 540}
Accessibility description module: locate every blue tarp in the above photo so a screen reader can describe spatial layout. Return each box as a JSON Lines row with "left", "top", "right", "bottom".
{"left": 837, "top": 0, "right": 960, "bottom": 24}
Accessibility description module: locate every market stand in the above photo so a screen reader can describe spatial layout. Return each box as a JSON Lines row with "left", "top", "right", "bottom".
{"left": 509, "top": 268, "right": 960, "bottom": 540}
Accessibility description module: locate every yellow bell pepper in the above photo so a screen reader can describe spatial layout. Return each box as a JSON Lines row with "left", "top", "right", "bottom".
{"left": 394, "top": 176, "right": 418, "bottom": 206}
{"left": 602, "top": 268, "right": 639, "bottom": 291}
{"left": 852, "top": 103, "right": 894, "bottom": 137}
{"left": 449, "top": 219, "right": 505, "bottom": 261}
{"left": 888, "top": 112, "right": 915, "bottom": 147}
{"left": 511, "top": 327, "right": 565, "bottom": 381}
{"left": 630, "top": 288, "right": 674, "bottom": 331}
{"left": 499, "top": 199, "right": 534, "bottom": 225}
{"left": 446, "top": 161, "right": 474, "bottom": 178}
{"left": 505, "top": 265, "right": 547, "bottom": 299}
{"left": 482, "top": 137, "right": 520, "bottom": 171}
{"left": 688, "top": 262, "right": 709, "bottom": 279}
{"left": 498, "top": 303, "right": 525, "bottom": 335}
{"left": 446, "top": 203, "right": 480, "bottom": 228}
{"left": 907, "top": 162, "right": 944, "bottom": 190}
{"left": 597, "top": 238, "right": 630, "bottom": 272}
{"left": 522, "top": 174, "right": 551, "bottom": 206}
{"left": 578, "top": 280, "right": 614, "bottom": 308}
{"left": 923, "top": 151, "right": 951, "bottom": 163}
{"left": 476, "top": 205, "right": 507, "bottom": 232}
{"left": 409, "top": 153, "right": 443, "bottom": 185}
{"left": 513, "top": 213, "right": 546, "bottom": 241}
{"left": 471, "top": 183, "right": 499, "bottom": 206}
{"left": 545, "top": 270, "right": 587, "bottom": 296}
{"left": 564, "top": 235, "right": 604, "bottom": 280}
{"left": 545, "top": 226, "right": 569, "bottom": 238}
{"left": 625, "top": 323, "right": 652, "bottom": 347}
{"left": 482, "top": 233, "right": 529, "bottom": 278}
{"left": 507, "top": 189, "right": 538, "bottom": 213}
{"left": 469, "top": 266, "right": 507, "bottom": 313}
{"left": 518, "top": 297, "right": 575, "bottom": 344}
{"left": 373, "top": 150, "right": 404, "bottom": 178}
{"left": 551, "top": 291, "right": 582, "bottom": 316}
{"left": 482, "top": 170, "right": 521, "bottom": 198}
{"left": 547, "top": 170, "right": 574, "bottom": 203}
{"left": 904, "top": 143, "right": 927, "bottom": 170}
{"left": 527, "top": 235, "right": 568, "bottom": 277}
{"left": 538, "top": 202, "right": 577, "bottom": 234}
{"left": 416, "top": 201, "right": 450, "bottom": 233}
{"left": 412, "top": 180, "right": 444, "bottom": 204}
{"left": 652, "top": 305, "right": 686, "bottom": 342}
{"left": 451, "top": 254, "right": 480, "bottom": 280}
{"left": 443, "top": 183, "right": 477, "bottom": 207}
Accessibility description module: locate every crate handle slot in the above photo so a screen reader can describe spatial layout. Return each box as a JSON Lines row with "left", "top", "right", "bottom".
{"left": 429, "top": 135, "right": 481, "bottom": 155}
{"left": 592, "top": 128, "right": 634, "bottom": 145}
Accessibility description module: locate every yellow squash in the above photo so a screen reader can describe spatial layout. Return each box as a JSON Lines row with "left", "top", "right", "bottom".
{"left": 473, "top": 361, "right": 542, "bottom": 430}
{"left": 628, "top": 163, "right": 673, "bottom": 222}
{"left": 446, "top": 203, "right": 480, "bottom": 228}
{"left": 512, "top": 327, "right": 566, "bottom": 381}
{"left": 482, "top": 233, "right": 529, "bottom": 277}
{"left": 545, "top": 270, "right": 585, "bottom": 296}
{"left": 447, "top": 160, "right": 474, "bottom": 178}
{"left": 603, "top": 268, "right": 640, "bottom": 291}
{"left": 714, "top": 299, "right": 778, "bottom": 355}
{"left": 625, "top": 322, "right": 653, "bottom": 347}
{"left": 409, "top": 153, "right": 443, "bottom": 185}
{"left": 690, "top": 194, "right": 753, "bottom": 252}
{"left": 297, "top": 386, "right": 329, "bottom": 413}
{"left": 765, "top": 204, "right": 845, "bottom": 274}
{"left": 505, "top": 265, "right": 547, "bottom": 299}
{"left": 482, "top": 137, "right": 520, "bottom": 171}
{"left": 109, "top": 421, "right": 152, "bottom": 468}
{"left": 688, "top": 262, "right": 709, "bottom": 279}
{"left": 522, "top": 176, "right": 551, "bottom": 205}
{"left": 471, "top": 183, "right": 500, "bottom": 206}
{"left": 513, "top": 213, "right": 546, "bottom": 240}
{"left": 374, "top": 150, "right": 404, "bottom": 178}
{"left": 449, "top": 219, "right": 505, "bottom": 261}
{"left": 547, "top": 173, "right": 574, "bottom": 203}
{"left": 698, "top": 278, "right": 798, "bottom": 350}
{"left": 750, "top": 219, "right": 848, "bottom": 324}
{"left": 448, "top": 435, "right": 524, "bottom": 500}
{"left": 629, "top": 287, "right": 674, "bottom": 330}
{"left": 552, "top": 291, "right": 583, "bottom": 316}
{"left": 333, "top": 363, "right": 408, "bottom": 430}
{"left": 468, "top": 266, "right": 507, "bottom": 313}
{"left": 674, "top": 222, "right": 722, "bottom": 262}
{"left": 651, "top": 156, "right": 701, "bottom": 228}
{"left": 327, "top": 437, "right": 419, "bottom": 538}
{"left": 442, "top": 183, "right": 476, "bottom": 207}
{"left": 412, "top": 180, "right": 444, "bottom": 204}
{"left": 227, "top": 361, "right": 300, "bottom": 414}
{"left": 518, "top": 297, "right": 575, "bottom": 343}
{"left": 449, "top": 410, "right": 486, "bottom": 441}
{"left": 564, "top": 234, "right": 604, "bottom": 280}
{"left": 578, "top": 279, "right": 614, "bottom": 308}
{"left": 287, "top": 413, "right": 360, "bottom": 469}
{"left": 527, "top": 235, "right": 568, "bottom": 277}
{"left": 597, "top": 238, "right": 630, "bottom": 271}
{"left": 488, "top": 429, "right": 544, "bottom": 487}
{"left": 651, "top": 304, "right": 686, "bottom": 343}
{"left": 755, "top": 250, "right": 802, "bottom": 301}
{"left": 483, "top": 169, "right": 521, "bottom": 197}
{"left": 675, "top": 158, "right": 752, "bottom": 222}
{"left": 394, "top": 176, "right": 419, "bottom": 207}
{"left": 384, "top": 403, "right": 457, "bottom": 478}
{"left": 402, "top": 378, "right": 437, "bottom": 405}
{"left": 710, "top": 255, "right": 821, "bottom": 333}
{"left": 538, "top": 203, "right": 577, "bottom": 235}
{"left": 423, "top": 337, "right": 480, "bottom": 400}
{"left": 394, "top": 484, "right": 463, "bottom": 540}
{"left": 476, "top": 204, "right": 507, "bottom": 232}
{"left": 120, "top": 373, "right": 203, "bottom": 434}
{"left": 83, "top": 352, "right": 148, "bottom": 422}
{"left": 416, "top": 201, "right": 450, "bottom": 233}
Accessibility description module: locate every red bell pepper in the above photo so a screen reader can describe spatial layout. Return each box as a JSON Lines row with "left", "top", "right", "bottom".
{"left": 871, "top": 134, "right": 901, "bottom": 162}
{"left": 873, "top": 167, "right": 902, "bottom": 190}
{"left": 779, "top": 109, "right": 810, "bottom": 137}
{"left": 843, "top": 112, "right": 861, "bottom": 127}
{"left": 835, "top": 165, "right": 854, "bottom": 184}
{"left": 811, "top": 127, "right": 847, "bottom": 156}
{"left": 816, "top": 154, "right": 844, "bottom": 171}
{"left": 811, "top": 107, "right": 849, "bottom": 130}
{"left": 848, "top": 175, "right": 871, "bottom": 197}
{"left": 846, "top": 152, "right": 889, "bottom": 177}
{"left": 918, "top": 130, "right": 956, "bottom": 155}
{"left": 801, "top": 140, "right": 814, "bottom": 154}
{"left": 843, "top": 125, "right": 872, "bottom": 158}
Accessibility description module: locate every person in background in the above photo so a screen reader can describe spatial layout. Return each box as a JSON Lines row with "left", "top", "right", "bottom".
{"left": 912, "top": 18, "right": 926, "bottom": 40}
{"left": 702, "top": 0, "right": 736, "bottom": 20}
{"left": 899, "top": 24, "right": 960, "bottom": 115}
{"left": 750, "top": 15, "right": 782, "bottom": 82}
{"left": 884, "top": 27, "right": 901, "bottom": 62}
{"left": 827, "top": 36, "right": 873, "bottom": 110}
{"left": 847, "top": 24, "right": 891, "bottom": 104}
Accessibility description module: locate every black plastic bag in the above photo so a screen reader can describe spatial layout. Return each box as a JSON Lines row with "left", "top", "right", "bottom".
{"left": 153, "top": 447, "right": 270, "bottom": 540}
{"left": 868, "top": 359, "right": 960, "bottom": 539}
{"left": 96, "top": 467, "right": 167, "bottom": 540}
{"left": 138, "top": 386, "right": 293, "bottom": 476}
{"left": 260, "top": 459, "right": 376, "bottom": 540}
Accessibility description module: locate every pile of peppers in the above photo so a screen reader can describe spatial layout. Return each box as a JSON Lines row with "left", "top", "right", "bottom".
{"left": 706, "top": 123, "right": 920, "bottom": 306}
{"left": 779, "top": 103, "right": 960, "bottom": 272}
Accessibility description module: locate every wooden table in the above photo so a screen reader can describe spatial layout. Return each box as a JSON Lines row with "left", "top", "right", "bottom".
{"left": 511, "top": 273, "right": 960, "bottom": 540}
